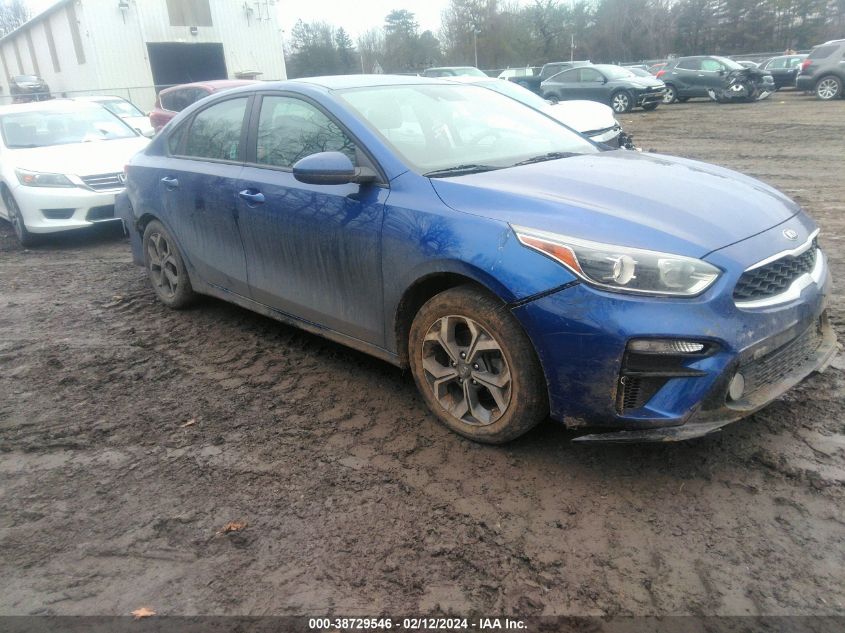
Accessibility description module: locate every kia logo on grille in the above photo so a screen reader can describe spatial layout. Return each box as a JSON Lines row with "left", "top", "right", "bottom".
{"left": 782, "top": 229, "right": 799, "bottom": 241}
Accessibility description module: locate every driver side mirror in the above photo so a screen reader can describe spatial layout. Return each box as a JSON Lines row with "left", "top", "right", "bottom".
{"left": 292, "top": 152, "right": 377, "bottom": 186}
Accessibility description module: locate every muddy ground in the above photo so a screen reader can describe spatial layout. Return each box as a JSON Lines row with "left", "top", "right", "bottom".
{"left": 1, "top": 90, "right": 843, "bottom": 618}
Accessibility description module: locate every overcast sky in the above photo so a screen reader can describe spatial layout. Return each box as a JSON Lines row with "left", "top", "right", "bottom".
{"left": 25, "top": 0, "right": 452, "bottom": 39}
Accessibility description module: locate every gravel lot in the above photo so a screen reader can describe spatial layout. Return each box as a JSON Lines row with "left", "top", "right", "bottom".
{"left": 1, "top": 90, "right": 843, "bottom": 617}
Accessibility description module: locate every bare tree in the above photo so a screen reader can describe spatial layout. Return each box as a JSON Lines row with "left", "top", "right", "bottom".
{"left": 0, "top": 0, "right": 29, "bottom": 38}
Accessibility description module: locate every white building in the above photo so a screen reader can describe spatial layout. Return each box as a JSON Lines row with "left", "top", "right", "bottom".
{"left": 0, "top": 0, "right": 287, "bottom": 110}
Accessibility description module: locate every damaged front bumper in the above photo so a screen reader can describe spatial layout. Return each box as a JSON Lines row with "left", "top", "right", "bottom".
{"left": 573, "top": 313, "right": 838, "bottom": 442}
{"left": 511, "top": 221, "right": 836, "bottom": 443}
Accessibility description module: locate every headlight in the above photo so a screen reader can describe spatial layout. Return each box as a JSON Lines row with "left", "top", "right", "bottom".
{"left": 15, "top": 169, "right": 74, "bottom": 188}
{"left": 513, "top": 225, "right": 721, "bottom": 296}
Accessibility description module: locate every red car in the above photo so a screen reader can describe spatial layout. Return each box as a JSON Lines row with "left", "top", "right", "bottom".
{"left": 149, "top": 80, "right": 259, "bottom": 133}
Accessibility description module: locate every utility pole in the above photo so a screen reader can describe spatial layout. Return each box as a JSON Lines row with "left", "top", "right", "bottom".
{"left": 570, "top": 34, "right": 575, "bottom": 62}
{"left": 473, "top": 28, "right": 481, "bottom": 67}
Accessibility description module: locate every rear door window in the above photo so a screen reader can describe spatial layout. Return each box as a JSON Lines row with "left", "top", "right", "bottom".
{"left": 700, "top": 58, "right": 723, "bottom": 72}
{"left": 551, "top": 68, "right": 578, "bottom": 83}
{"left": 766, "top": 57, "right": 787, "bottom": 69}
{"left": 579, "top": 68, "right": 604, "bottom": 83}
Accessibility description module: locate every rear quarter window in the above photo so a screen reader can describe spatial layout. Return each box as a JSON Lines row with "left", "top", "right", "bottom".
{"left": 181, "top": 97, "right": 249, "bottom": 161}
{"left": 808, "top": 44, "right": 838, "bottom": 59}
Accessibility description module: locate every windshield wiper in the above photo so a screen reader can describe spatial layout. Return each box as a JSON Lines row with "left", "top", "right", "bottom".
{"left": 511, "top": 151, "right": 577, "bottom": 167}
{"left": 424, "top": 164, "right": 500, "bottom": 178}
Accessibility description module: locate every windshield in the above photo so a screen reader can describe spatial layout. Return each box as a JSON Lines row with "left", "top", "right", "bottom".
{"left": 338, "top": 84, "right": 597, "bottom": 174}
{"left": 714, "top": 56, "right": 744, "bottom": 70}
{"left": 479, "top": 79, "right": 550, "bottom": 110}
{"left": 0, "top": 107, "right": 137, "bottom": 148}
{"left": 595, "top": 65, "right": 635, "bottom": 79}
{"left": 100, "top": 99, "right": 145, "bottom": 118}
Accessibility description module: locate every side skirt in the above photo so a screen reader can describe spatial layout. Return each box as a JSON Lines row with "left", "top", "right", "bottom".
{"left": 197, "top": 281, "right": 402, "bottom": 368}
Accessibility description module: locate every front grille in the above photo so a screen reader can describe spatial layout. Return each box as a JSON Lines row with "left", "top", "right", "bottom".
{"left": 741, "top": 322, "right": 823, "bottom": 396}
{"left": 81, "top": 173, "right": 123, "bottom": 191}
{"left": 86, "top": 205, "right": 115, "bottom": 221}
{"left": 733, "top": 242, "right": 817, "bottom": 302}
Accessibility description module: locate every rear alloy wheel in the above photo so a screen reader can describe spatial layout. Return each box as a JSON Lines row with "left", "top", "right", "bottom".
{"left": 409, "top": 285, "right": 548, "bottom": 444}
{"left": 143, "top": 220, "right": 195, "bottom": 309}
{"left": 3, "top": 193, "right": 37, "bottom": 247}
{"left": 662, "top": 85, "right": 677, "bottom": 104}
{"left": 611, "top": 91, "right": 633, "bottom": 113}
{"left": 815, "top": 76, "right": 842, "bottom": 100}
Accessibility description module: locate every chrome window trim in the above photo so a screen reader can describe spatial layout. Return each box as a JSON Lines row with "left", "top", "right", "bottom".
{"left": 744, "top": 228, "right": 819, "bottom": 271}
{"left": 735, "top": 248, "right": 825, "bottom": 309}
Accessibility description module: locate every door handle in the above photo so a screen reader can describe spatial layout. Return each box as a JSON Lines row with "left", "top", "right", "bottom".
{"left": 161, "top": 176, "right": 179, "bottom": 189}
{"left": 238, "top": 189, "right": 265, "bottom": 205}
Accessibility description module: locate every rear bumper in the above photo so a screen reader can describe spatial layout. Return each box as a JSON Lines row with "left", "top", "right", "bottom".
{"left": 796, "top": 75, "right": 815, "bottom": 91}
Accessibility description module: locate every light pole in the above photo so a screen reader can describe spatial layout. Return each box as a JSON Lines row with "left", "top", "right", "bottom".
{"left": 473, "top": 28, "right": 481, "bottom": 68}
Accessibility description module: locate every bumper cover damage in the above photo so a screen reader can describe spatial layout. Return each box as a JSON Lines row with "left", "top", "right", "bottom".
{"left": 573, "top": 313, "right": 839, "bottom": 443}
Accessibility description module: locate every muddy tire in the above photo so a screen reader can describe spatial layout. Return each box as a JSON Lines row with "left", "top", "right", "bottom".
{"left": 3, "top": 191, "right": 37, "bottom": 247}
{"left": 409, "top": 284, "right": 548, "bottom": 444}
{"left": 142, "top": 220, "right": 195, "bottom": 309}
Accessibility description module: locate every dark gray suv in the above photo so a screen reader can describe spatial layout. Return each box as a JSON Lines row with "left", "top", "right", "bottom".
{"left": 796, "top": 39, "right": 845, "bottom": 100}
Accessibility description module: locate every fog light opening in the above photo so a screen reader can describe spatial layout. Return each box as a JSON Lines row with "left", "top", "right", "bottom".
{"left": 628, "top": 339, "right": 706, "bottom": 354}
{"left": 728, "top": 372, "right": 745, "bottom": 402}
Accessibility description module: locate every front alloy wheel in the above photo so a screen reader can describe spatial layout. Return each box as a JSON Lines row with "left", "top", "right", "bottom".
{"left": 409, "top": 285, "right": 548, "bottom": 444}
{"left": 611, "top": 91, "right": 632, "bottom": 113}
{"left": 4, "top": 193, "right": 36, "bottom": 247}
{"left": 663, "top": 85, "right": 677, "bottom": 104}
{"left": 421, "top": 315, "right": 511, "bottom": 426}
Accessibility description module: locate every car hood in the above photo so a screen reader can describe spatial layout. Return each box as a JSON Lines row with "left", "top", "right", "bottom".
{"left": 623, "top": 77, "right": 665, "bottom": 89}
{"left": 543, "top": 100, "right": 617, "bottom": 132}
{"left": 11, "top": 137, "right": 149, "bottom": 176}
{"left": 120, "top": 115, "right": 154, "bottom": 136}
{"left": 429, "top": 151, "right": 801, "bottom": 257}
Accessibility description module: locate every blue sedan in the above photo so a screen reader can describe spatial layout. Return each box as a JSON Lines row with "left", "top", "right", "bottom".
{"left": 120, "top": 75, "right": 836, "bottom": 443}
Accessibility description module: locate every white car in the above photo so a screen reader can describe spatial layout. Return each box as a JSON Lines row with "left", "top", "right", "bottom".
{"left": 73, "top": 95, "right": 154, "bottom": 137}
{"left": 0, "top": 100, "right": 149, "bottom": 246}
{"left": 445, "top": 76, "right": 628, "bottom": 147}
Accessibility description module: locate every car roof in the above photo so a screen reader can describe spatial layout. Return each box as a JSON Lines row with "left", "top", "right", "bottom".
{"left": 273, "top": 74, "right": 456, "bottom": 91}
{"left": 437, "top": 75, "right": 495, "bottom": 85}
{"left": 0, "top": 99, "right": 101, "bottom": 115}
{"left": 73, "top": 95, "right": 126, "bottom": 102}
{"left": 160, "top": 79, "right": 259, "bottom": 94}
